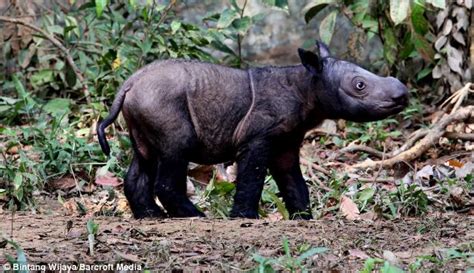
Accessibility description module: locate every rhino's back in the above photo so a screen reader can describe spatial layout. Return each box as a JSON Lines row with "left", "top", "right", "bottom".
{"left": 123, "top": 59, "right": 252, "bottom": 163}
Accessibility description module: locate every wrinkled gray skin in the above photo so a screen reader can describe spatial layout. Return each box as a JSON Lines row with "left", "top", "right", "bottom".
{"left": 97, "top": 42, "right": 409, "bottom": 219}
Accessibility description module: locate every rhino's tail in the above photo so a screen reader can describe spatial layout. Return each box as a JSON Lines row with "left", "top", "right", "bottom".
{"left": 97, "top": 83, "right": 132, "bottom": 156}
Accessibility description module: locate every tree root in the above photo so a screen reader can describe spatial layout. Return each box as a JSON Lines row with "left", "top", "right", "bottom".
{"left": 349, "top": 105, "right": 474, "bottom": 170}
{"left": 339, "top": 144, "right": 385, "bottom": 159}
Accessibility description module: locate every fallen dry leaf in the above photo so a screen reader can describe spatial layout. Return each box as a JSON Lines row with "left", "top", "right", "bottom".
{"left": 266, "top": 212, "right": 283, "bottom": 222}
{"left": 394, "top": 251, "right": 412, "bottom": 259}
{"left": 63, "top": 199, "right": 78, "bottom": 215}
{"left": 348, "top": 249, "right": 369, "bottom": 259}
{"left": 340, "top": 196, "right": 360, "bottom": 220}
{"left": 95, "top": 171, "right": 122, "bottom": 187}
{"left": 447, "top": 159, "right": 464, "bottom": 168}
{"left": 383, "top": 250, "right": 400, "bottom": 266}
{"left": 51, "top": 176, "right": 76, "bottom": 190}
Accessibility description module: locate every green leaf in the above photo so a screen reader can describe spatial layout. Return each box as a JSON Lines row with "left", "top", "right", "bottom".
{"left": 95, "top": 0, "right": 107, "bottom": 17}
{"left": 14, "top": 173, "right": 23, "bottom": 190}
{"left": 416, "top": 66, "right": 432, "bottom": 81}
{"left": 358, "top": 188, "right": 376, "bottom": 202}
{"left": 381, "top": 261, "right": 404, "bottom": 273}
{"left": 264, "top": 190, "right": 289, "bottom": 220}
{"left": 217, "top": 8, "right": 239, "bottom": 29}
{"left": 303, "top": 0, "right": 336, "bottom": 23}
{"left": 426, "top": 0, "right": 446, "bottom": 9}
{"left": 229, "top": 0, "right": 241, "bottom": 11}
{"left": 282, "top": 238, "right": 291, "bottom": 256}
{"left": 128, "top": 0, "right": 137, "bottom": 9}
{"left": 44, "top": 98, "right": 71, "bottom": 117}
{"left": 46, "top": 25, "right": 64, "bottom": 35}
{"left": 232, "top": 16, "right": 252, "bottom": 35}
{"left": 389, "top": 0, "right": 409, "bottom": 25}
{"left": 30, "top": 70, "right": 54, "bottom": 88}
{"left": 382, "top": 28, "right": 397, "bottom": 64}
{"left": 12, "top": 75, "right": 27, "bottom": 99}
{"left": 319, "top": 10, "right": 337, "bottom": 45}
{"left": 297, "top": 247, "right": 328, "bottom": 262}
{"left": 65, "top": 62, "right": 77, "bottom": 87}
{"left": 411, "top": 1, "right": 429, "bottom": 35}
{"left": 86, "top": 218, "right": 99, "bottom": 235}
{"left": 170, "top": 20, "right": 181, "bottom": 34}
{"left": 262, "top": 0, "right": 289, "bottom": 11}
{"left": 412, "top": 33, "right": 435, "bottom": 61}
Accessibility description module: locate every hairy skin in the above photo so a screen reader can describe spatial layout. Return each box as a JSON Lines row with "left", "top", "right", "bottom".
{"left": 97, "top": 42, "right": 409, "bottom": 219}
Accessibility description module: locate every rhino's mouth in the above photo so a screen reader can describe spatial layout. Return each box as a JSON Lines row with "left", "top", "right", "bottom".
{"left": 379, "top": 103, "right": 405, "bottom": 113}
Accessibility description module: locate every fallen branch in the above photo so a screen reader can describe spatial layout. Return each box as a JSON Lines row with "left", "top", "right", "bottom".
{"left": 338, "top": 144, "right": 385, "bottom": 159}
{"left": 443, "top": 132, "right": 474, "bottom": 141}
{"left": 349, "top": 105, "right": 474, "bottom": 169}
{"left": 0, "top": 16, "right": 91, "bottom": 103}
{"left": 300, "top": 158, "right": 331, "bottom": 175}
{"left": 440, "top": 82, "right": 474, "bottom": 114}
{"left": 390, "top": 129, "right": 428, "bottom": 157}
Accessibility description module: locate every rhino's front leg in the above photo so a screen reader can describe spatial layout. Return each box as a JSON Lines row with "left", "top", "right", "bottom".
{"left": 269, "top": 146, "right": 312, "bottom": 220}
{"left": 230, "top": 139, "right": 270, "bottom": 218}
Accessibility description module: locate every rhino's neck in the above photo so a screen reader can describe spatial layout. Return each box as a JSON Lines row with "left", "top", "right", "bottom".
{"left": 278, "top": 65, "right": 332, "bottom": 128}
{"left": 245, "top": 65, "right": 332, "bottom": 134}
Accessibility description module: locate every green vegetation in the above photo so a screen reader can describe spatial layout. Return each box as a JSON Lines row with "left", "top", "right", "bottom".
{"left": 304, "top": 0, "right": 445, "bottom": 82}
{"left": 252, "top": 238, "right": 328, "bottom": 272}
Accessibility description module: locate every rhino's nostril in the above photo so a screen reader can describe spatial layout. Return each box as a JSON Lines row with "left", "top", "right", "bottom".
{"left": 390, "top": 85, "right": 409, "bottom": 105}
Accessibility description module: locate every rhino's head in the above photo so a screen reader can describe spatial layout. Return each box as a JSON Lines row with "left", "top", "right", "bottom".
{"left": 298, "top": 42, "right": 409, "bottom": 122}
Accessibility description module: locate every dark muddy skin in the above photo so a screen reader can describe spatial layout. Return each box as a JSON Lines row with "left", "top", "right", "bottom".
{"left": 97, "top": 42, "right": 409, "bottom": 219}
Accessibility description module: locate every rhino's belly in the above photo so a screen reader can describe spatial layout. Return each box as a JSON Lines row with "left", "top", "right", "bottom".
{"left": 187, "top": 140, "right": 236, "bottom": 165}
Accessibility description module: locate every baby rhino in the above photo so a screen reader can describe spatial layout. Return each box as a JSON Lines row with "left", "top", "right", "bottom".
{"left": 97, "top": 41, "right": 408, "bottom": 219}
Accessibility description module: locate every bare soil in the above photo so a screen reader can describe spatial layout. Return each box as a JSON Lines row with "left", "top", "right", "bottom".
{"left": 1, "top": 205, "right": 473, "bottom": 271}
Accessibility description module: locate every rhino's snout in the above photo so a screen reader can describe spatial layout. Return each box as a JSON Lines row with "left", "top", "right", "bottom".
{"left": 390, "top": 77, "right": 409, "bottom": 106}
{"left": 387, "top": 77, "right": 409, "bottom": 107}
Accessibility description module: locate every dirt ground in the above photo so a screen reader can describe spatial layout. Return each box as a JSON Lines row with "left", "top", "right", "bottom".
{"left": 1, "top": 205, "right": 473, "bottom": 271}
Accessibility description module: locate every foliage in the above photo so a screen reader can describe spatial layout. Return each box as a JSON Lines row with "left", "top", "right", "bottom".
{"left": 359, "top": 258, "right": 404, "bottom": 273}
{"left": 345, "top": 119, "right": 402, "bottom": 147}
{"left": 199, "top": 175, "right": 236, "bottom": 218}
{"left": 3, "top": 239, "right": 28, "bottom": 273}
{"left": 360, "top": 246, "right": 474, "bottom": 272}
{"left": 203, "top": 0, "right": 288, "bottom": 67}
{"left": 432, "top": 2, "right": 472, "bottom": 93}
{"left": 303, "top": 0, "right": 446, "bottom": 82}
{"left": 310, "top": 172, "right": 431, "bottom": 220}
{"left": 252, "top": 237, "right": 328, "bottom": 272}
{"left": 198, "top": 175, "right": 289, "bottom": 219}
{"left": 87, "top": 218, "right": 99, "bottom": 256}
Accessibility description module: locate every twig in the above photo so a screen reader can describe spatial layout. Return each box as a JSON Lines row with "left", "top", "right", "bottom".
{"left": 0, "top": 16, "right": 91, "bottom": 103}
{"left": 157, "top": 0, "right": 177, "bottom": 26}
{"left": 390, "top": 129, "right": 428, "bottom": 157}
{"left": 357, "top": 177, "right": 395, "bottom": 183}
{"left": 338, "top": 144, "right": 384, "bottom": 159}
{"left": 304, "top": 129, "right": 341, "bottom": 139}
{"left": 440, "top": 82, "right": 473, "bottom": 114}
{"left": 350, "top": 106, "right": 474, "bottom": 169}
{"left": 443, "top": 132, "right": 474, "bottom": 141}
{"left": 300, "top": 157, "right": 331, "bottom": 175}
{"left": 371, "top": 143, "right": 386, "bottom": 182}
{"left": 236, "top": 0, "right": 248, "bottom": 67}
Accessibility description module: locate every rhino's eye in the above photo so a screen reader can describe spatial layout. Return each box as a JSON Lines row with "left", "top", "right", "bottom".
{"left": 355, "top": 81, "right": 366, "bottom": 90}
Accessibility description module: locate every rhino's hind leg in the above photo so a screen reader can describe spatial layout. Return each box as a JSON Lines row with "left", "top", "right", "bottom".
{"left": 125, "top": 153, "right": 166, "bottom": 219}
{"left": 154, "top": 158, "right": 205, "bottom": 218}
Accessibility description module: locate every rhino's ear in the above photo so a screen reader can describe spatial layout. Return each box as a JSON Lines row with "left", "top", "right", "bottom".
{"left": 316, "top": 41, "right": 330, "bottom": 58}
{"left": 298, "top": 48, "right": 323, "bottom": 75}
